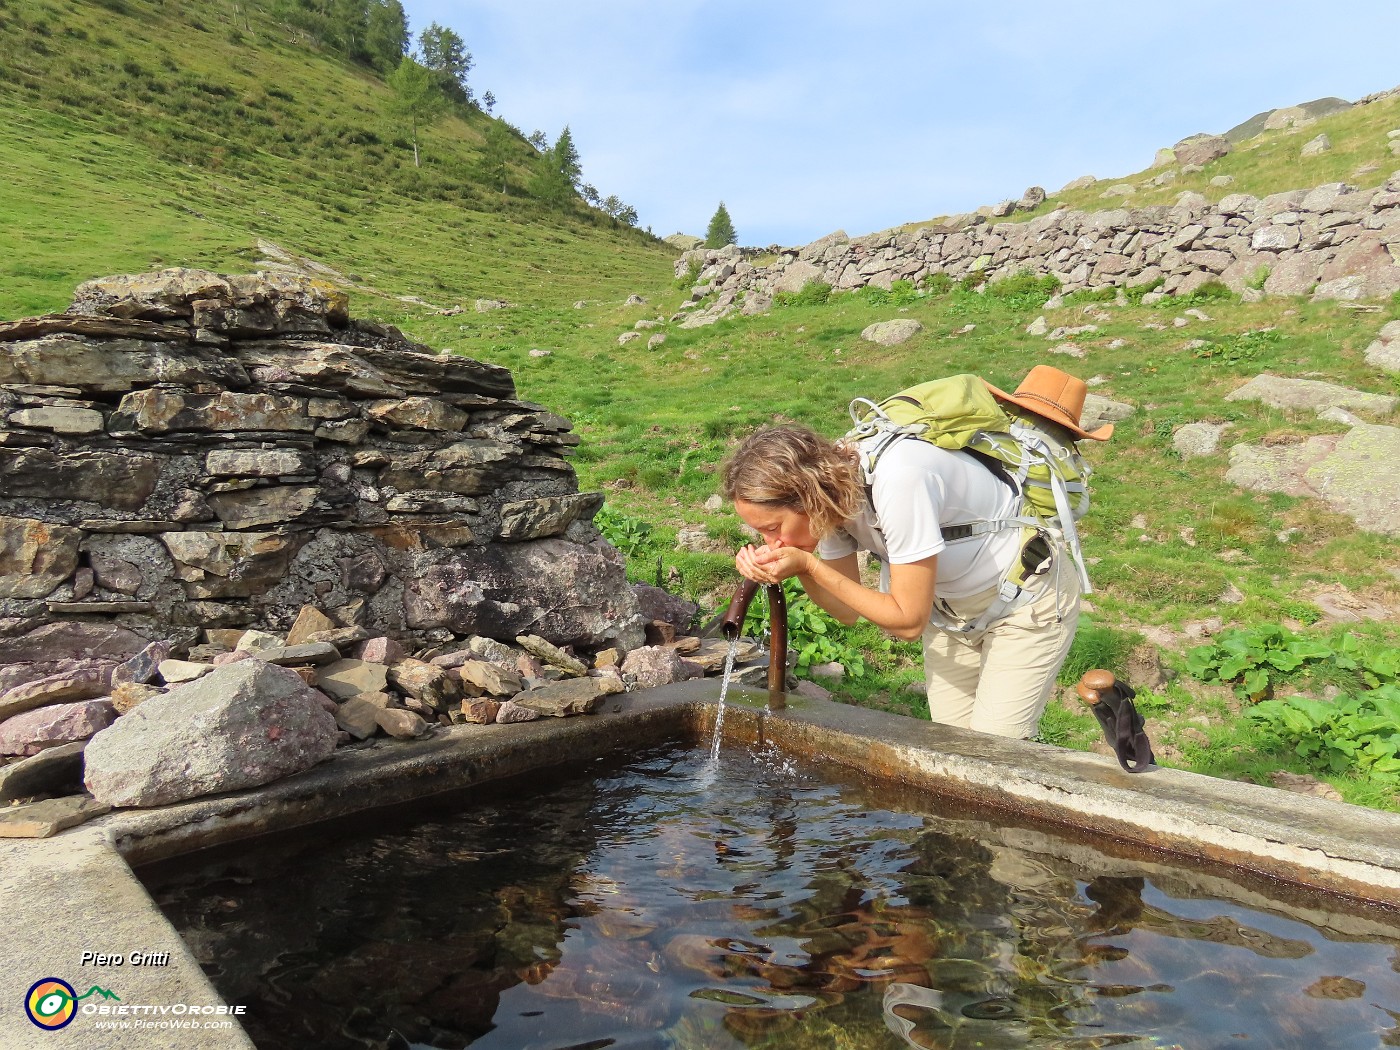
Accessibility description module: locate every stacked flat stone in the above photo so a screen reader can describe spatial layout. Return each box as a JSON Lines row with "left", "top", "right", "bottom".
{"left": 0, "top": 269, "right": 644, "bottom": 653}
{"left": 673, "top": 171, "right": 1400, "bottom": 327}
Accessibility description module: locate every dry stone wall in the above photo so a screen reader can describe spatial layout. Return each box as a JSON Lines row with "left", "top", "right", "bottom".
{"left": 0, "top": 269, "right": 645, "bottom": 655}
{"left": 675, "top": 171, "right": 1400, "bottom": 326}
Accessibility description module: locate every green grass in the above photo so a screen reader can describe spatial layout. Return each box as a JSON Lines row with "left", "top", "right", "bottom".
{"left": 489, "top": 281, "right": 1400, "bottom": 810}
{"left": 0, "top": 0, "right": 667, "bottom": 318}
{"left": 3, "top": 0, "right": 1399, "bottom": 810}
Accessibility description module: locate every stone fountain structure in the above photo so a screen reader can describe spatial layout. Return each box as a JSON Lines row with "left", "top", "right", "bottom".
{"left": 0, "top": 269, "right": 645, "bottom": 654}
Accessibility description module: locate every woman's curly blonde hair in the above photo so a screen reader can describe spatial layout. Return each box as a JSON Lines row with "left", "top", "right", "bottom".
{"left": 719, "top": 425, "right": 865, "bottom": 538}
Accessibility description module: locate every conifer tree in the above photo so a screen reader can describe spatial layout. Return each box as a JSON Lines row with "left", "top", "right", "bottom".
{"left": 482, "top": 119, "right": 513, "bottom": 194}
{"left": 529, "top": 126, "right": 583, "bottom": 206}
{"left": 387, "top": 57, "right": 447, "bottom": 167}
{"left": 705, "top": 201, "right": 736, "bottom": 247}
{"left": 553, "top": 125, "right": 582, "bottom": 189}
{"left": 417, "top": 22, "right": 473, "bottom": 103}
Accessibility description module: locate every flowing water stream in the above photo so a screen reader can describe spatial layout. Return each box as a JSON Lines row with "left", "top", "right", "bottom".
{"left": 708, "top": 636, "right": 741, "bottom": 763}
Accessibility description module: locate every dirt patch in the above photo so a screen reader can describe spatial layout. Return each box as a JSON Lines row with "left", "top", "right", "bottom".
{"left": 1300, "top": 582, "right": 1400, "bottom": 625}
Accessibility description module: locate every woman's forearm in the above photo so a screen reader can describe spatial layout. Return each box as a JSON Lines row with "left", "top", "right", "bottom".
{"left": 794, "top": 555, "right": 862, "bottom": 624}
{"left": 798, "top": 555, "right": 935, "bottom": 641}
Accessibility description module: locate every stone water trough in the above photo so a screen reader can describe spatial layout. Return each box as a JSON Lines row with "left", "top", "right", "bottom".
{"left": 6, "top": 683, "right": 1400, "bottom": 1049}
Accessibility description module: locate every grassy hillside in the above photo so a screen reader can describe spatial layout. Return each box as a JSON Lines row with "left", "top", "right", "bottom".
{"left": 462, "top": 279, "right": 1400, "bottom": 810}
{"left": 3, "top": 4, "right": 1399, "bottom": 808}
{"left": 961, "top": 90, "right": 1400, "bottom": 222}
{"left": 0, "top": 0, "right": 673, "bottom": 317}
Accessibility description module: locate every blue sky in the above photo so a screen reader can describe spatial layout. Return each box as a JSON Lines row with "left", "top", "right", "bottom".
{"left": 401, "top": 2, "right": 1400, "bottom": 247}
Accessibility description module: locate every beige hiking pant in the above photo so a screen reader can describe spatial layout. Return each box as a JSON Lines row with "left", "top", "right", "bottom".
{"left": 921, "top": 558, "right": 1079, "bottom": 740}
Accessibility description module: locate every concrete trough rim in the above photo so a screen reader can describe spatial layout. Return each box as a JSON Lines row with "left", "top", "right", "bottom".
{"left": 5, "top": 678, "right": 1400, "bottom": 1049}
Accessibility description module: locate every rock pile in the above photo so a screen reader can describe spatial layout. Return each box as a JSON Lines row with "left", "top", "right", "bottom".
{"left": 672, "top": 172, "right": 1400, "bottom": 327}
{"left": 0, "top": 269, "right": 643, "bottom": 650}
{"left": 0, "top": 603, "right": 772, "bottom": 819}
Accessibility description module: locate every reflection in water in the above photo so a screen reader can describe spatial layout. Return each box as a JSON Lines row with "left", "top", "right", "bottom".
{"left": 141, "top": 746, "right": 1400, "bottom": 1050}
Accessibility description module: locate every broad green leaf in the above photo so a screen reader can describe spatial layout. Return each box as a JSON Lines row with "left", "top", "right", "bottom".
{"left": 1218, "top": 656, "right": 1251, "bottom": 680}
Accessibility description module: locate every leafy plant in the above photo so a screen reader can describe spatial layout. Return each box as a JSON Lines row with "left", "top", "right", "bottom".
{"left": 957, "top": 267, "right": 989, "bottom": 292}
{"left": 1250, "top": 686, "right": 1400, "bottom": 784}
{"left": 594, "top": 504, "right": 653, "bottom": 556}
{"left": 983, "top": 269, "right": 1060, "bottom": 307}
{"left": 920, "top": 272, "right": 953, "bottom": 296}
{"left": 675, "top": 258, "right": 703, "bottom": 289}
{"left": 1191, "top": 328, "right": 1282, "bottom": 363}
{"left": 1164, "top": 279, "right": 1236, "bottom": 306}
{"left": 1063, "top": 286, "right": 1117, "bottom": 306}
{"left": 1185, "top": 625, "right": 1334, "bottom": 700}
{"left": 888, "top": 279, "right": 919, "bottom": 305}
{"left": 773, "top": 280, "right": 832, "bottom": 307}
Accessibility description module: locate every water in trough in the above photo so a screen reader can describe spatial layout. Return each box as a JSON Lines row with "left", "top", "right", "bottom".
{"left": 140, "top": 744, "right": 1400, "bottom": 1049}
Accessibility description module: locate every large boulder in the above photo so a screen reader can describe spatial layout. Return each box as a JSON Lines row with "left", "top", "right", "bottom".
{"left": 403, "top": 538, "right": 645, "bottom": 650}
{"left": 1312, "top": 236, "right": 1400, "bottom": 301}
{"left": 84, "top": 660, "right": 336, "bottom": 807}
{"left": 1224, "top": 375, "right": 1397, "bottom": 417}
{"left": 1364, "top": 320, "right": 1400, "bottom": 373}
{"left": 1173, "top": 134, "right": 1231, "bottom": 168}
{"left": 1226, "top": 426, "right": 1400, "bottom": 536}
{"left": 860, "top": 319, "right": 924, "bottom": 346}
{"left": 1305, "top": 425, "right": 1400, "bottom": 536}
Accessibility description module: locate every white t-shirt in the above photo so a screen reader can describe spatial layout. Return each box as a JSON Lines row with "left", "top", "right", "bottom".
{"left": 817, "top": 437, "right": 1022, "bottom": 599}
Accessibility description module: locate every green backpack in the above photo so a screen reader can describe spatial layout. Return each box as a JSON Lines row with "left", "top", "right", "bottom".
{"left": 845, "top": 373, "right": 1096, "bottom": 597}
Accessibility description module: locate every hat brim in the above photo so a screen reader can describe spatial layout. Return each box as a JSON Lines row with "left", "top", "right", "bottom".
{"left": 986, "top": 382, "right": 1114, "bottom": 442}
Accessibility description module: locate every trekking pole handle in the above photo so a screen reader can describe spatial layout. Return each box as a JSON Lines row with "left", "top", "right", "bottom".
{"left": 1076, "top": 669, "right": 1117, "bottom": 703}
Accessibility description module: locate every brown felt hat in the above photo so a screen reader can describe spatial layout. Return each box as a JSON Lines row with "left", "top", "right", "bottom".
{"left": 985, "top": 365, "right": 1114, "bottom": 441}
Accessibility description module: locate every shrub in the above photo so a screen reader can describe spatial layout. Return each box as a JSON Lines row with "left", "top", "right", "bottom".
{"left": 1122, "top": 277, "right": 1165, "bottom": 305}
{"left": 985, "top": 270, "right": 1060, "bottom": 302}
{"left": 957, "top": 268, "right": 989, "bottom": 292}
{"left": 889, "top": 279, "right": 919, "bottom": 305}
{"left": 594, "top": 504, "right": 653, "bottom": 556}
{"left": 984, "top": 270, "right": 1060, "bottom": 309}
{"left": 1180, "top": 279, "right": 1235, "bottom": 304}
{"left": 921, "top": 272, "right": 953, "bottom": 296}
{"left": 674, "top": 258, "right": 702, "bottom": 289}
{"left": 774, "top": 281, "right": 832, "bottom": 307}
{"left": 1064, "top": 286, "right": 1118, "bottom": 306}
